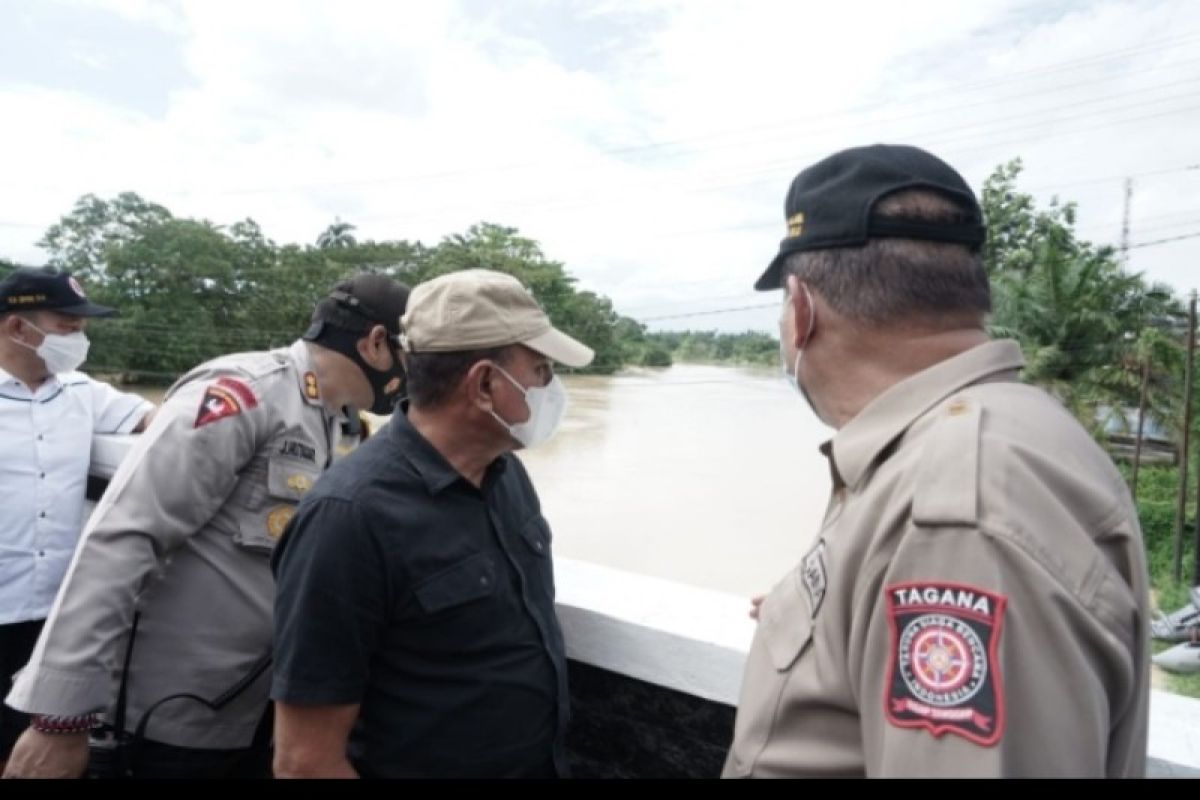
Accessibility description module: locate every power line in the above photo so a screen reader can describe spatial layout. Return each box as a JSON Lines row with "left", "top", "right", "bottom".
{"left": 1128, "top": 231, "right": 1200, "bottom": 249}
{"left": 1025, "top": 163, "right": 1200, "bottom": 193}
{"left": 148, "top": 30, "right": 1200, "bottom": 196}
{"left": 635, "top": 303, "right": 777, "bottom": 322}
{"left": 14, "top": 32, "right": 1200, "bottom": 204}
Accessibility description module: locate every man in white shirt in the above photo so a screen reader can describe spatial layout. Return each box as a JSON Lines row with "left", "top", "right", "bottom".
{"left": 0, "top": 266, "right": 154, "bottom": 768}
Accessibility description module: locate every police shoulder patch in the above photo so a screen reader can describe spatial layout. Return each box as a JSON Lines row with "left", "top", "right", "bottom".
{"left": 884, "top": 581, "right": 1006, "bottom": 746}
{"left": 195, "top": 377, "right": 259, "bottom": 428}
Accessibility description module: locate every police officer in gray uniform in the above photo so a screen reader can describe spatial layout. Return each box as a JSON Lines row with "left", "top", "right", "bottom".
{"left": 3, "top": 274, "right": 410, "bottom": 779}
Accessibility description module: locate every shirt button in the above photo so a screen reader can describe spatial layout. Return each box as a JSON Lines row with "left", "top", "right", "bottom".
{"left": 480, "top": 575, "right": 490, "bottom": 587}
{"left": 38, "top": 511, "right": 47, "bottom": 518}
{"left": 37, "top": 434, "right": 44, "bottom": 441}
{"left": 39, "top": 472, "right": 46, "bottom": 479}
{"left": 37, "top": 550, "right": 45, "bottom": 557}
{"left": 534, "top": 540, "right": 544, "bottom": 552}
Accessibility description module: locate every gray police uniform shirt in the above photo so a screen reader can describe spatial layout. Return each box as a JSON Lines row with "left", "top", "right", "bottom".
{"left": 7, "top": 340, "right": 364, "bottom": 748}
{"left": 723, "top": 340, "right": 1150, "bottom": 778}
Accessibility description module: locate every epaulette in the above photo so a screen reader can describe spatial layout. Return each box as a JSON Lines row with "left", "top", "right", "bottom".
{"left": 911, "top": 394, "right": 983, "bottom": 528}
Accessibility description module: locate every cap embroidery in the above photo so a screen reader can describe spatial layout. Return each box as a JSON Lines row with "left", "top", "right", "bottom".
{"left": 787, "top": 212, "right": 805, "bottom": 238}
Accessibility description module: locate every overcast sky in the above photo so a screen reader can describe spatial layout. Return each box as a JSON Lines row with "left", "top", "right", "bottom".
{"left": 1, "top": 0, "right": 1198, "bottom": 332}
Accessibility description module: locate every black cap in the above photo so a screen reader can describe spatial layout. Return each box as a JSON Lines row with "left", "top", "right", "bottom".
{"left": 754, "top": 144, "right": 986, "bottom": 291}
{"left": 0, "top": 267, "right": 117, "bottom": 316}
{"left": 304, "top": 273, "right": 410, "bottom": 339}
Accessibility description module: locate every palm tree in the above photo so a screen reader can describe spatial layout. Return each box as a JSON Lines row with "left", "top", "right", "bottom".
{"left": 1128, "top": 326, "right": 1185, "bottom": 496}
{"left": 316, "top": 218, "right": 357, "bottom": 249}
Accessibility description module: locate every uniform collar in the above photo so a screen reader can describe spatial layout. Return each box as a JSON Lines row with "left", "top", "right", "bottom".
{"left": 287, "top": 339, "right": 325, "bottom": 408}
{"left": 826, "top": 339, "right": 1025, "bottom": 491}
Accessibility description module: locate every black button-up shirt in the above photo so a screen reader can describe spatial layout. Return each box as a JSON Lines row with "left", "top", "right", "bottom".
{"left": 270, "top": 414, "right": 569, "bottom": 778}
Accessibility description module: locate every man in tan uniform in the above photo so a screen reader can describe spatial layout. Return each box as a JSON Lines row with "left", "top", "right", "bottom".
{"left": 724, "top": 144, "right": 1150, "bottom": 778}
{"left": 3, "top": 274, "right": 410, "bottom": 779}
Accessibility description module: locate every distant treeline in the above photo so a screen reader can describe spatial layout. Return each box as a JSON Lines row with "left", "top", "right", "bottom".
{"left": 0, "top": 157, "right": 1186, "bottom": 424}
{"left": 629, "top": 330, "right": 778, "bottom": 368}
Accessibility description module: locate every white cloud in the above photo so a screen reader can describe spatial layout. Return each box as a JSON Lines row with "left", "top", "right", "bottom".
{"left": 1, "top": 0, "right": 1198, "bottom": 332}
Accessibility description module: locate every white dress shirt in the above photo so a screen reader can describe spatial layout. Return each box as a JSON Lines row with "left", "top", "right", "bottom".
{"left": 0, "top": 366, "right": 152, "bottom": 625}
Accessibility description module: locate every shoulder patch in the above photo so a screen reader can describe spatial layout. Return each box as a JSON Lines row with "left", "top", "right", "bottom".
{"left": 884, "top": 581, "right": 1006, "bottom": 746}
{"left": 195, "top": 377, "right": 259, "bottom": 428}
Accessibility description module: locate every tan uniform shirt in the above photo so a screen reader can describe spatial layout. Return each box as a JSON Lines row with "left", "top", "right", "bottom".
{"left": 7, "top": 341, "right": 365, "bottom": 748}
{"left": 724, "top": 340, "right": 1150, "bottom": 778}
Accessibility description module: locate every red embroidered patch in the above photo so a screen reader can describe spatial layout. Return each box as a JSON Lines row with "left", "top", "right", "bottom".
{"left": 884, "top": 581, "right": 1006, "bottom": 746}
{"left": 194, "top": 378, "right": 258, "bottom": 428}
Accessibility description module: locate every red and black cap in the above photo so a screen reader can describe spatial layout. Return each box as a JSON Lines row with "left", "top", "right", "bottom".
{"left": 0, "top": 267, "right": 117, "bottom": 316}
{"left": 754, "top": 144, "right": 986, "bottom": 291}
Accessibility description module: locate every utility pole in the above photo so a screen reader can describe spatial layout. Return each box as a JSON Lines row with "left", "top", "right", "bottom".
{"left": 1132, "top": 358, "right": 1150, "bottom": 498}
{"left": 1119, "top": 178, "right": 1133, "bottom": 270}
{"left": 1174, "top": 292, "right": 1196, "bottom": 583}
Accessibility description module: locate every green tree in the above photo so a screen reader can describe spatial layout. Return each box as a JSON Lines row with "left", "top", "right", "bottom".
{"left": 982, "top": 161, "right": 1183, "bottom": 432}
{"left": 316, "top": 218, "right": 358, "bottom": 249}
{"left": 39, "top": 192, "right": 172, "bottom": 284}
{"left": 427, "top": 223, "right": 625, "bottom": 373}
{"left": 87, "top": 218, "right": 251, "bottom": 378}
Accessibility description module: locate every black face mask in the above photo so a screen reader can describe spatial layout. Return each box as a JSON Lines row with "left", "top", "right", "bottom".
{"left": 304, "top": 321, "right": 406, "bottom": 415}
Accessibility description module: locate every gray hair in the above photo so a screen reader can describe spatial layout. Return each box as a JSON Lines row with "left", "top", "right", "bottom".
{"left": 782, "top": 189, "right": 991, "bottom": 326}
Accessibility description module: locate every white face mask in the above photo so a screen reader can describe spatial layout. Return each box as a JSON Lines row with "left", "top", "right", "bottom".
{"left": 488, "top": 363, "right": 568, "bottom": 449}
{"left": 11, "top": 320, "right": 90, "bottom": 374}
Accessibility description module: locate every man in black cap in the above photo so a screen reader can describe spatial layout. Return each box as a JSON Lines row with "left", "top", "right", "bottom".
{"left": 4, "top": 272, "right": 409, "bottom": 779}
{"left": 724, "top": 144, "right": 1149, "bottom": 777}
{"left": 0, "top": 267, "right": 154, "bottom": 771}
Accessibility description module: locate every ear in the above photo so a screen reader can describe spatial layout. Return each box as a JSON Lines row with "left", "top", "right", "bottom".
{"left": 3, "top": 313, "right": 31, "bottom": 341}
{"left": 356, "top": 324, "right": 392, "bottom": 369}
{"left": 783, "top": 275, "right": 815, "bottom": 349}
{"left": 465, "top": 359, "right": 497, "bottom": 410}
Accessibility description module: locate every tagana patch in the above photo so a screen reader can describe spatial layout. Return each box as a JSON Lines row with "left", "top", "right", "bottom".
{"left": 883, "top": 581, "right": 1006, "bottom": 746}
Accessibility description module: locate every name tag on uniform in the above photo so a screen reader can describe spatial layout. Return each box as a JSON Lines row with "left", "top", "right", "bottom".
{"left": 801, "top": 539, "right": 827, "bottom": 617}
{"left": 279, "top": 439, "right": 316, "bottom": 462}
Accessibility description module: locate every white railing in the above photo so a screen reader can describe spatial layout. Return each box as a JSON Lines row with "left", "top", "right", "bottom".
{"left": 88, "top": 433, "right": 1200, "bottom": 776}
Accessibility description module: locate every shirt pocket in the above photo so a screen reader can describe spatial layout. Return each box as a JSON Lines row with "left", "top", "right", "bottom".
{"left": 759, "top": 566, "right": 815, "bottom": 672}
{"left": 518, "top": 514, "right": 551, "bottom": 558}
{"left": 413, "top": 552, "right": 498, "bottom": 615}
{"left": 231, "top": 457, "right": 320, "bottom": 554}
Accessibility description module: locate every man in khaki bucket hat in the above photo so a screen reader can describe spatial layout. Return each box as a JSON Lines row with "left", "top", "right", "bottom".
{"left": 271, "top": 269, "right": 590, "bottom": 778}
